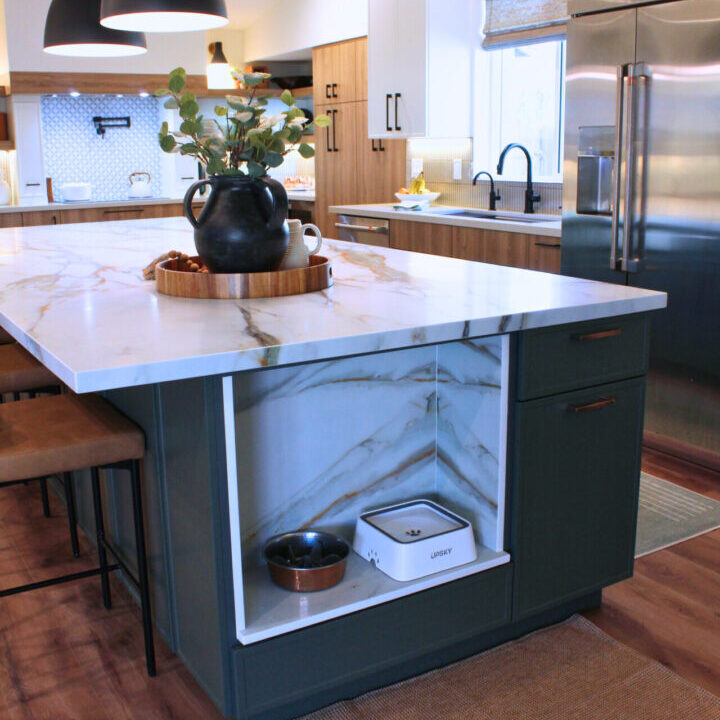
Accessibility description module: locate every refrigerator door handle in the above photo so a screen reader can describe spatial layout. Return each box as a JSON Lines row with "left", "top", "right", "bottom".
{"left": 622, "top": 62, "right": 652, "bottom": 273}
{"left": 611, "top": 64, "right": 630, "bottom": 271}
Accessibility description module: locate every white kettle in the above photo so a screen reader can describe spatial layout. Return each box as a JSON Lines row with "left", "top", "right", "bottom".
{"left": 128, "top": 172, "right": 152, "bottom": 199}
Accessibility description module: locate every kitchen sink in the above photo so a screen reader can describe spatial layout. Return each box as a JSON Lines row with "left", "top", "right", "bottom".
{"left": 431, "top": 209, "right": 551, "bottom": 223}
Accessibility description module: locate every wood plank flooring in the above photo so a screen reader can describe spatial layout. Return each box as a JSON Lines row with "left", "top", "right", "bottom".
{"left": 0, "top": 448, "right": 718, "bottom": 718}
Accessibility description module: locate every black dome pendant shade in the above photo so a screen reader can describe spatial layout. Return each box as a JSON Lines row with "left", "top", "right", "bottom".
{"left": 100, "top": 0, "right": 229, "bottom": 33}
{"left": 44, "top": 0, "right": 147, "bottom": 57}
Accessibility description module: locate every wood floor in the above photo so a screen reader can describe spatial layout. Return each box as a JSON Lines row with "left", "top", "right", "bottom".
{"left": 0, "top": 449, "right": 718, "bottom": 719}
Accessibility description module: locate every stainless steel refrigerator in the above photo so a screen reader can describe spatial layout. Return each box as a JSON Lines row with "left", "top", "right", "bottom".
{"left": 562, "top": 0, "right": 720, "bottom": 468}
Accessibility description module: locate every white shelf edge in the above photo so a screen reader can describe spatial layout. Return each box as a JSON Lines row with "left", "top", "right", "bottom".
{"left": 238, "top": 544, "right": 511, "bottom": 645}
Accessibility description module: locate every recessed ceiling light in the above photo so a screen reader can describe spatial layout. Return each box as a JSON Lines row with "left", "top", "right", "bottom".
{"left": 100, "top": 0, "right": 228, "bottom": 33}
{"left": 44, "top": 0, "right": 147, "bottom": 57}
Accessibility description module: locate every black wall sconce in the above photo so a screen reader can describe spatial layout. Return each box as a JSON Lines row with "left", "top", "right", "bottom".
{"left": 93, "top": 116, "right": 131, "bottom": 137}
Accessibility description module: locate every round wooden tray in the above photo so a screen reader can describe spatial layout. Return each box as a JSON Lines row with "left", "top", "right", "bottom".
{"left": 155, "top": 255, "right": 333, "bottom": 299}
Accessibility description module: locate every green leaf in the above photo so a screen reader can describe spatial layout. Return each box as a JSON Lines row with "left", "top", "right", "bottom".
{"left": 159, "top": 135, "right": 177, "bottom": 153}
{"left": 154, "top": 88, "right": 170, "bottom": 97}
{"left": 280, "top": 89, "right": 295, "bottom": 106}
{"left": 164, "top": 97, "right": 179, "bottom": 110}
{"left": 168, "top": 73, "right": 186, "bottom": 94}
{"left": 297, "top": 142, "right": 315, "bottom": 159}
{"left": 268, "top": 135, "right": 285, "bottom": 153}
{"left": 207, "top": 157, "right": 227, "bottom": 175}
{"left": 204, "top": 137, "right": 226, "bottom": 158}
{"left": 160, "top": 121, "right": 169, "bottom": 137}
{"left": 215, "top": 105, "right": 228, "bottom": 117}
{"left": 226, "top": 95, "right": 249, "bottom": 110}
{"left": 314, "top": 113, "right": 332, "bottom": 128}
{"left": 180, "top": 91, "right": 196, "bottom": 105}
{"left": 169, "top": 67, "right": 186, "bottom": 81}
{"left": 287, "top": 125, "right": 302, "bottom": 144}
{"left": 264, "top": 151, "right": 283, "bottom": 168}
{"left": 255, "top": 97, "right": 268, "bottom": 107}
{"left": 179, "top": 99, "right": 199, "bottom": 120}
{"left": 285, "top": 106, "right": 304, "bottom": 121}
{"left": 180, "top": 142, "right": 200, "bottom": 155}
{"left": 246, "top": 160, "right": 266, "bottom": 177}
{"left": 179, "top": 120, "right": 196, "bottom": 136}
{"left": 243, "top": 72, "right": 271, "bottom": 87}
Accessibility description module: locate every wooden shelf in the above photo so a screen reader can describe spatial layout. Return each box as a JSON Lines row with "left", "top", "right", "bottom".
{"left": 237, "top": 544, "right": 510, "bottom": 645}
{"left": 199, "top": 86, "right": 313, "bottom": 99}
{"left": 0, "top": 141, "right": 14, "bottom": 151}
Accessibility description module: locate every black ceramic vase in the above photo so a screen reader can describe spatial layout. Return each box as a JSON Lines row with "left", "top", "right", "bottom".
{"left": 183, "top": 174, "right": 289, "bottom": 274}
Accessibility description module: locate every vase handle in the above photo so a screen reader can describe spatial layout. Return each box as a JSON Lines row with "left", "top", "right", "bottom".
{"left": 257, "top": 177, "right": 288, "bottom": 231}
{"left": 183, "top": 179, "right": 213, "bottom": 229}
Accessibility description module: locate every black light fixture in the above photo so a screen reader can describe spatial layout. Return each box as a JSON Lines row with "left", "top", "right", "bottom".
{"left": 207, "top": 42, "right": 234, "bottom": 90}
{"left": 100, "top": 0, "right": 229, "bottom": 33}
{"left": 44, "top": 0, "right": 147, "bottom": 57}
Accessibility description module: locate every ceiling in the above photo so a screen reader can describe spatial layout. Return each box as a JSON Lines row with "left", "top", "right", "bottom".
{"left": 225, "top": 0, "right": 279, "bottom": 29}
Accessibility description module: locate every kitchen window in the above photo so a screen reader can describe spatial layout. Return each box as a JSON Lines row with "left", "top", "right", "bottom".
{"left": 474, "top": 39, "right": 566, "bottom": 183}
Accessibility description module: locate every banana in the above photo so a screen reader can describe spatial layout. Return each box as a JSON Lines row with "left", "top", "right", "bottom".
{"left": 409, "top": 171, "right": 426, "bottom": 194}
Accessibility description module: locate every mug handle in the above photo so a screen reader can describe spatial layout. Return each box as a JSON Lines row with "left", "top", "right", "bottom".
{"left": 301, "top": 223, "right": 323, "bottom": 255}
{"left": 183, "top": 179, "right": 212, "bottom": 229}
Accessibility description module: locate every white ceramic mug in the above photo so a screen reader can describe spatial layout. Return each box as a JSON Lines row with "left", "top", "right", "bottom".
{"left": 280, "top": 219, "right": 323, "bottom": 270}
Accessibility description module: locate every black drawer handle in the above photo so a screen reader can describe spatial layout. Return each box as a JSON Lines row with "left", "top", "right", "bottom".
{"left": 569, "top": 397, "right": 616, "bottom": 413}
{"left": 26, "top": 183, "right": 41, "bottom": 187}
{"left": 534, "top": 241, "right": 560, "bottom": 248}
{"left": 394, "top": 93, "right": 401, "bottom": 131}
{"left": 325, "top": 83, "right": 331, "bottom": 99}
{"left": 332, "top": 83, "right": 338, "bottom": 98}
{"left": 386, "top": 94, "right": 392, "bottom": 132}
{"left": 572, "top": 328, "right": 622, "bottom": 342}
{"left": 104, "top": 208, "right": 144, "bottom": 214}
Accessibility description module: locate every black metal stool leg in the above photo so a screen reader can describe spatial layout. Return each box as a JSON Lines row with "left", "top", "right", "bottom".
{"left": 63, "top": 472, "right": 80, "bottom": 558}
{"left": 130, "top": 460, "right": 156, "bottom": 677}
{"left": 90, "top": 467, "right": 112, "bottom": 610}
{"left": 39, "top": 478, "right": 51, "bottom": 517}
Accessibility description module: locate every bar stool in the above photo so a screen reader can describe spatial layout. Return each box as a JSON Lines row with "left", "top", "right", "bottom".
{"left": 0, "top": 343, "right": 79, "bottom": 556}
{"left": 0, "top": 393, "right": 156, "bottom": 676}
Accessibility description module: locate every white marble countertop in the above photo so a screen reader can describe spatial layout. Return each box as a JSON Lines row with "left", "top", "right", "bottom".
{"left": 0, "top": 217, "right": 664, "bottom": 393}
{"left": 0, "top": 189, "right": 314, "bottom": 215}
{"left": 330, "top": 204, "right": 562, "bottom": 238}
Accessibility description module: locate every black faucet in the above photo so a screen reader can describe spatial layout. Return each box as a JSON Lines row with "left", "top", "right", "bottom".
{"left": 496, "top": 143, "right": 541, "bottom": 214}
{"left": 472, "top": 171, "right": 501, "bottom": 211}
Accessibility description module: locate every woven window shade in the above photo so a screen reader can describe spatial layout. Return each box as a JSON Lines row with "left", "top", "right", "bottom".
{"left": 483, "top": 0, "right": 568, "bottom": 48}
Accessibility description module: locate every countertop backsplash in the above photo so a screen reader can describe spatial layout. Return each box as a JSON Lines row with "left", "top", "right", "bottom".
{"left": 41, "top": 95, "right": 163, "bottom": 203}
{"left": 407, "top": 139, "right": 562, "bottom": 215}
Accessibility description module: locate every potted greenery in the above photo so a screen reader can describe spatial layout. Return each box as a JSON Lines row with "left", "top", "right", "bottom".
{"left": 156, "top": 67, "right": 330, "bottom": 274}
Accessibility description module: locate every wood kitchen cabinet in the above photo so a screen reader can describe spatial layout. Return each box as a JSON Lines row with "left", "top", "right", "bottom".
{"left": 367, "top": 0, "right": 473, "bottom": 138}
{"left": 0, "top": 213, "right": 23, "bottom": 228}
{"left": 528, "top": 237, "right": 562, "bottom": 274}
{"left": 389, "top": 219, "right": 452, "bottom": 256}
{"left": 312, "top": 38, "right": 366, "bottom": 105}
{"left": 22, "top": 210, "right": 62, "bottom": 226}
{"left": 452, "top": 227, "right": 530, "bottom": 269}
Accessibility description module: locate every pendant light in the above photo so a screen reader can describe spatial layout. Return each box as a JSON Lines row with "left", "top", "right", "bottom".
{"left": 207, "top": 42, "right": 235, "bottom": 90}
{"left": 100, "top": 0, "right": 229, "bottom": 33}
{"left": 44, "top": 0, "right": 147, "bottom": 57}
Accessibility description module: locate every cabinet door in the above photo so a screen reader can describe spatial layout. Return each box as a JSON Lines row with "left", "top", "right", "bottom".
{"left": 367, "top": 0, "right": 398, "bottom": 137}
{"left": 511, "top": 377, "right": 645, "bottom": 619}
{"left": 314, "top": 103, "right": 358, "bottom": 237}
{"left": 22, "top": 211, "right": 61, "bottom": 226}
{"left": 312, "top": 40, "right": 359, "bottom": 104}
{"left": 528, "top": 237, "right": 562, "bottom": 273}
{"left": 452, "top": 227, "right": 530, "bottom": 268}
{"left": 0, "top": 213, "right": 23, "bottom": 228}
{"left": 12, "top": 100, "right": 47, "bottom": 202}
{"left": 389, "top": 220, "right": 453, "bottom": 256}
{"left": 393, "top": 0, "right": 427, "bottom": 137}
{"left": 355, "top": 36, "right": 368, "bottom": 102}
{"left": 356, "top": 102, "right": 406, "bottom": 204}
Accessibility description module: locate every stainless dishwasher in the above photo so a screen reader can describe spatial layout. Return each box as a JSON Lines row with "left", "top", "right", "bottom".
{"left": 334, "top": 214, "right": 390, "bottom": 247}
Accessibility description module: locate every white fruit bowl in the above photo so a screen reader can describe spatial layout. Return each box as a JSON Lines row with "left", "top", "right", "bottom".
{"left": 395, "top": 192, "right": 441, "bottom": 204}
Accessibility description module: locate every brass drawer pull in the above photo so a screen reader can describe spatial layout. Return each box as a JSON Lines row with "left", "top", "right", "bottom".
{"left": 572, "top": 328, "right": 622, "bottom": 342}
{"left": 569, "top": 397, "right": 616, "bottom": 413}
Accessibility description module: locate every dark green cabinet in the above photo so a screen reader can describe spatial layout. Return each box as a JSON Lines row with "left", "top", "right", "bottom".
{"left": 511, "top": 377, "right": 646, "bottom": 620}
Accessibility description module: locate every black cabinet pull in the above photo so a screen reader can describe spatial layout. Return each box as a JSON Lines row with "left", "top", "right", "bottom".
{"left": 332, "top": 83, "right": 338, "bottom": 98}
{"left": 569, "top": 397, "right": 616, "bottom": 413}
{"left": 26, "top": 183, "right": 41, "bottom": 187}
{"left": 332, "top": 109, "right": 338, "bottom": 151}
{"left": 394, "top": 93, "right": 402, "bottom": 131}
{"left": 325, "top": 122, "right": 332, "bottom": 153}
{"left": 379, "top": 140, "right": 385, "bottom": 152}
{"left": 371, "top": 139, "right": 378, "bottom": 151}
{"left": 386, "top": 94, "right": 392, "bottom": 132}
{"left": 325, "top": 84, "right": 331, "bottom": 99}
{"left": 572, "top": 328, "right": 622, "bottom": 342}
{"left": 534, "top": 241, "right": 561, "bottom": 249}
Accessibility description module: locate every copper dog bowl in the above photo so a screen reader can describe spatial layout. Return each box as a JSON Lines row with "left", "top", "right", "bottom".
{"left": 263, "top": 531, "right": 350, "bottom": 592}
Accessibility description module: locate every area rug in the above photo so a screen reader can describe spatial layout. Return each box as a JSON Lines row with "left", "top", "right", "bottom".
{"left": 299, "top": 615, "right": 720, "bottom": 720}
{"left": 636, "top": 472, "right": 720, "bottom": 557}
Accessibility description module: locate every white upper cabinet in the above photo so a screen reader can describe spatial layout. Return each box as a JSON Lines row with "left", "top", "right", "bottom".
{"left": 368, "top": 0, "right": 475, "bottom": 139}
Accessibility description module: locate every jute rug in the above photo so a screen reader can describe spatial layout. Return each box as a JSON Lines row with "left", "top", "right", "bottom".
{"left": 636, "top": 472, "right": 720, "bottom": 557}
{"left": 298, "top": 615, "right": 720, "bottom": 720}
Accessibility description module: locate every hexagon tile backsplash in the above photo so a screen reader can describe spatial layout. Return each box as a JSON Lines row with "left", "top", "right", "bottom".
{"left": 41, "top": 95, "right": 164, "bottom": 203}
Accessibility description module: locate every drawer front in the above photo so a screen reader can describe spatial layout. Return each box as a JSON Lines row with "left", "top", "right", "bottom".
{"left": 234, "top": 565, "right": 512, "bottom": 720}
{"left": 515, "top": 314, "right": 649, "bottom": 400}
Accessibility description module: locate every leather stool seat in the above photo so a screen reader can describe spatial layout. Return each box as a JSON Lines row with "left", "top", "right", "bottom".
{"left": 0, "top": 344, "right": 59, "bottom": 395}
{"left": 0, "top": 327, "right": 13, "bottom": 344}
{"left": 0, "top": 393, "right": 145, "bottom": 482}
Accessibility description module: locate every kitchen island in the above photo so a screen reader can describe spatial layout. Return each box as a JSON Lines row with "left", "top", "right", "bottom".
{"left": 0, "top": 217, "right": 665, "bottom": 720}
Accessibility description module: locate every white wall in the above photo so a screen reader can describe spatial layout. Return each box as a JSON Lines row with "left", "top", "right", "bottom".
{"left": 242, "top": 0, "right": 368, "bottom": 62}
{"left": 3, "top": 0, "right": 206, "bottom": 74}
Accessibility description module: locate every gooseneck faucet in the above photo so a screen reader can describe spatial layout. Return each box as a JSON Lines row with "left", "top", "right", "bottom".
{"left": 496, "top": 143, "right": 541, "bottom": 214}
{"left": 472, "top": 171, "right": 501, "bottom": 211}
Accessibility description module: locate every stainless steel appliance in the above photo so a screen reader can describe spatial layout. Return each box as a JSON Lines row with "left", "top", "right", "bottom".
{"left": 334, "top": 214, "right": 390, "bottom": 247}
{"left": 563, "top": 0, "right": 720, "bottom": 468}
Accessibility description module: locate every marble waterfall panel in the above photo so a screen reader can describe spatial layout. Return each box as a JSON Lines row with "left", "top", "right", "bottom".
{"left": 233, "top": 345, "right": 438, "bottom": 556}
{"left": 436, "top": 337, "right": 505, "bottom": 550}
